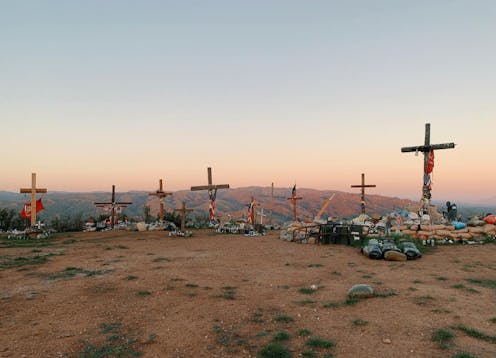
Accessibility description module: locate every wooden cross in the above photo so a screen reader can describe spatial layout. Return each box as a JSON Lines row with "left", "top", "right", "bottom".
{"left": 351, "top": 173, "right": 376, "bottom": 214}
{"left": 149, "top": 179, "right": 172, "bottom": 221}
{"left": 190, "top": 167, "right": 229, "bottom": 222}
{"left": 174, "top": 201, "right": 193, "bottom": 232}
{"left": 19, "top": 173, "right": 47, "bottom": 227}
{"left": 247, "top": 196, "right": 260, "bottom": 224}
{"left": 94, "top": 185, "right": 132, "bottom": 229}
{"left": 401, "top": 123, "right": 455, "bottom": 210}
{"left": 287, "top": 185, "right": 302, "bottom": 222}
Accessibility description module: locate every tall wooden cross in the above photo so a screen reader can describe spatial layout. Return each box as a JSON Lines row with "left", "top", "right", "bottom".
{"left": 20, "top": 173, "right": 47, "bottom": 227}
{"left": 94, "top": 185, "right": 132, "bottom": 229}
{"left": 174, "top": 201, "right": 193, "bottom": 232}
{"left": 351, "top": 173, "right": 376, "bottom": 214}
{"left": 149, "top": 179, "right": 172, "bottom": 221}
{"left": 190, "top": 167, "right": 229, "bottom": 222}
{"left": 287, "top": 185, "right": 302, "bottom": 222}
{"left": 401, "top": 123, "right": 455, "bottom": 211}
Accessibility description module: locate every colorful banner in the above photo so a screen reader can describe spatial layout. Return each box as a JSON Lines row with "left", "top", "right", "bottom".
{"left": 20, "top": 198, "right": 45, "bottom": 218}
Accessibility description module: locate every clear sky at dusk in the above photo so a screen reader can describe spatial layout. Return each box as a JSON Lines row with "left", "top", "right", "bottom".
{"left": 1, "top": 1, "right": 495, "bottom": 203}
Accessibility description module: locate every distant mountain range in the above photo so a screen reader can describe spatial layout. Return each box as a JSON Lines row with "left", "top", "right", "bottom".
{"left": 1, "top": 187, "right": 494, "bottom": 224}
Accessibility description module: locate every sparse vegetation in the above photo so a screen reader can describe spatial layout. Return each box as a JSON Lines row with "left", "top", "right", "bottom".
{"left": 323, "top": 301, "right": 340, "bottom": 309}
{"left": 273, "top": 314, "right": 294, "bottom": 323}
{"left": 453, "top": 324, "right": 496, "bottom": 343}
{"left": 272, "top": 331, "right": 291, "bottom": 342}
{"left": 298, "top": 329, "right": 311, "bottom": 337}
{"left": 136, "top": 290, "right": 151, "bottom": 296}
{"left": 257, "top": 342, "right": 292, "bottom": 358}
{"left": 295, "top": 299, "right": 315, "bottom": 306}
{"left": 466, "top": 278, "right": 496, "bottom": 290}
{"left": 352, "top": 319, "right": 368, "bottom": 326}
{"left": 126, "top": 275, "right": 138, "bottom": 280}
{"left": 47, "top": 266, "right": 112, "bottom": 279}
{"left": 432, "top": 328, "right": 455, "bottom": 350}
{"left": 152, "top": 257, "right": 172, "bottom": 262}
{"left": 306, "top": 337, "right": 335, "bottom": 348}
{"left": 307, "top": 263, "right": 323, "bottom": 268}
{"left": 185, "top": 283, "right": 199, "bottom": 288}
{"left": 299, "top": 287, "right": 316, "bottom": 295}
{"left": 0, "top": 254, "right": 48, "bottom": 270}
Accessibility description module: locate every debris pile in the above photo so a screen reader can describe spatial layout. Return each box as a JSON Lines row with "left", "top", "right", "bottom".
{"left": 279, "top": 221, "right": 320, "bottom": 243}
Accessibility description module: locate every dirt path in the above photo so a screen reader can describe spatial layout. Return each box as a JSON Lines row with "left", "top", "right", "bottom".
{"left": 1, "top": 230, "right": 495, "bottom": 357}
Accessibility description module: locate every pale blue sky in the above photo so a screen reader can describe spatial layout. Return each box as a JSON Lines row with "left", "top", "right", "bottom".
{"left": 1, "top": 1, "right": 495, "bottom": 203}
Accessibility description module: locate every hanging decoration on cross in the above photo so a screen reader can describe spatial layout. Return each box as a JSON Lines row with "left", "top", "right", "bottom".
{"left": 191, "top": 167, "right": 230, "bottom": 224}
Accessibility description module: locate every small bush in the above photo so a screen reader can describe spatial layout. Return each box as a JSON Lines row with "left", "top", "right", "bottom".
{"left": 273, "top": 315, "right": 294, "bottom": 323}
{"left": 299, "top": 288, "right": 316, "bottom": 295}
{"left": 432, "top": 328, "right": 454, "bottom": 349}
{"left": 298, "top": 329, "right": 311, "bottom": 337}
{"left": 272, "top": 331, "right": 291, "bottom": 342}
{"left": 257, "top": 342, "right": 292, "bottom": 358}
{"left": 306, "top": 337, "right": 335, "bottom": 348}
{"left": 352, "top": 319, "right": 368, "bottom": 326}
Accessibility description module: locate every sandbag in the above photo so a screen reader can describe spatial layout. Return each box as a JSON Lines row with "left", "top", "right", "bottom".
{"left": 417, "top": 230, "right": 434, "bottom": 237}
{"left": 382, "top": 240, "right": 401, "bottom": 255}
{"left": 483, "top": 224, "right": 496, "bottom": 233}
{"left": 401, "top": 242, "right": 422, "bottom": 260}
{"left": 361, "top": 239, "right": 383, "bottom": 260}
{"left": 468, "top": 227, "right": 485, "bottom": 234}
{"left": 484, "top": 215, "right": 496, "bottom": 225}
{"left": 436, "top": 229, "right": 452, "bottom": 237}
{"left": 429, "top": 224, "right": 446, "bottom": 231}
{"left": 384, "top": 251, "right": 407, "bottom": 261}
{"left": 399, "top": 225, "right": 409, "bottom": 231}
{"left": 401, "top": 230, "right": 417, "bottom": 236}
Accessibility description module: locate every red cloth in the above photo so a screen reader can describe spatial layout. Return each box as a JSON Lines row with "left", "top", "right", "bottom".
{"left": 483, "top": 215, "right": 496, "bottom": 225}
{"left": 425, "top": 149, "right": 435, "bottom": 174}
{"left": 20, "top": 198, "right": 45, "bottom": 218}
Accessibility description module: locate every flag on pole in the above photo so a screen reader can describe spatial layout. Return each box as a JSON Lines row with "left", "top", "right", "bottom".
{"left": 292, "top": 185, "right": 296, "bottom": 197}
{"left": 20, "top": 198, "right": 45, "bottom": 218}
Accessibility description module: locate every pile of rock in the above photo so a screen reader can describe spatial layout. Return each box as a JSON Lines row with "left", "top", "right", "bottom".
{"left": 279, "top": 221, "right": 320, "bottom": 243}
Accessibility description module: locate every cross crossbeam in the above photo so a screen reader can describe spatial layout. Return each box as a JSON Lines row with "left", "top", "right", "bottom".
{"left": 149, "top": 179, "right": 172, "bottom": 221}
{"left": 19, "top": 173, "right": 47, "bottom": 227}
{"left": 94, "top": 185, "right": 132, "bottom": 229}
{"left": 351, "top": 173, "right": 376, "bottom": 214}
{"left": 190, "top": 167, "right": 229, "bottom": 222}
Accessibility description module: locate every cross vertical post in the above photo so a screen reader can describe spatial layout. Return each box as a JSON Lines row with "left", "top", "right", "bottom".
{"left": 350, "top": 173, "right": 376, "bottom": 214}
{"left": 401, "top": 123, "right": 455, "bottom": 213}
{"left": 20, "top": 173, "right": 47, "bottom": 227}
{"left": 174, "top": 201, "right": 193, "bottom": 232}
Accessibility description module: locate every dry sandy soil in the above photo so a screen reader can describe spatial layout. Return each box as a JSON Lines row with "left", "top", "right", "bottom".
{"left": 1, "top": 230, "right": 495, "bottom": 358}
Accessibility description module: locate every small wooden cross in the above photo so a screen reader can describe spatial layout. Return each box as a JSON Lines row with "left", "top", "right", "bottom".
{"left": 94, "top": 185, "right": 132, "bottom": 229}
{"left": 19, "top": 173, "right": 47, "bottom": 227}
{"left": 190, "top": 167, "right": 229, "bottom": 222}
{"left": 351, "top": 173, "right": 376, "bottom": 214}
{"left": 401, "top": 123, "right": 455, "bottom": 210}
{"left": 174, "top": 201, "right": 193, "bottom": 232}
{"left": 287, "top": 185, "right": 302, "bottom": 222}
{"left": 149, "top": 179, "right": 172, "bottom": 221}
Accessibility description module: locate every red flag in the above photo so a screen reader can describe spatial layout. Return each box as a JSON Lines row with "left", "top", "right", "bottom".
{"left": 20, "top": 198, "right": 45, "bottom": 218}
{"left": 426, "top": 149, "right": 434, "bottom": 174}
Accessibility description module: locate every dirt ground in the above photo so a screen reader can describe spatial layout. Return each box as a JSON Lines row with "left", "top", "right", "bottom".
{"left": 1, "top": 230, "right": 495, "bottom": 358}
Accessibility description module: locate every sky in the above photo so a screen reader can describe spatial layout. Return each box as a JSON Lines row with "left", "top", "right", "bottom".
{"left": 1, "top": 1, "right": 495, "bottom": 204}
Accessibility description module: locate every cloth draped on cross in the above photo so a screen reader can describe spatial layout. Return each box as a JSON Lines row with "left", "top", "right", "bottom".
{"left": 20, "top": 198, "right": 45, "bottom": 218}
{"left": 247, "top": 199, "right": 255, "bottom": 224}
{"left": 424, "top": 149, "right": 435, "bottom": 191}
{"left": 208, "top": 189, "right": 217, "bottom": 222}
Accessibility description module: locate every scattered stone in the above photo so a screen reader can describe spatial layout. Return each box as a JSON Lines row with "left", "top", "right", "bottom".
{"left": 348, "top": 284, "right": 374, "bottom": 298}
{"left": 383, "top": 338, "right": 392, "bottom": 344}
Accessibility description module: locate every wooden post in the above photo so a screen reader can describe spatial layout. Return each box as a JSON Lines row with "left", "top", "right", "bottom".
{"left": 401, "top": 123, "right": 455, "bottom": 212}
{"left": 149, "top": 179, "right": 172, "bottom": 221}
{"left": 190, "top": 167, "right": 229, "bottom": 222}
{"left": 94, "top": 185, "right": 132, "bottom": 229}
{"left": 350, "top": 173, "right": 376, "bottom": 214}
{"left": 287, "top": 185, "right": 302, "bottom": 222}
{"left": 20, "top": 173, "right": 47, "bottom": 227}
{"left": 174, "top": 201, "right": 193, "bottom": 232}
